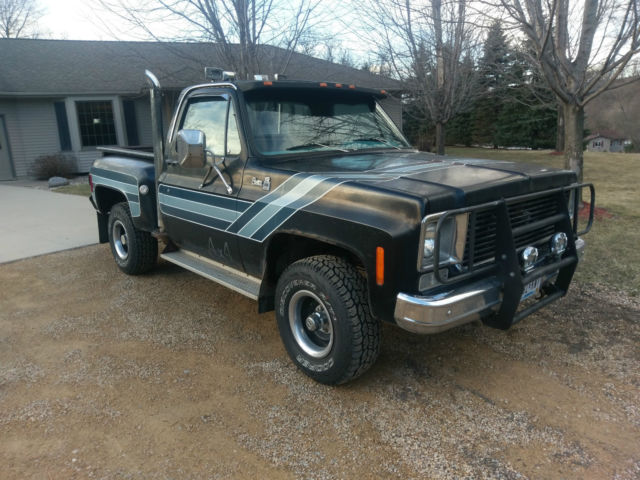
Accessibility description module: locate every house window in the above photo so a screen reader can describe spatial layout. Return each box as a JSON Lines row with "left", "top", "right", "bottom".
{"left": 76, "top": 101, "right": 117, "bottom": 147}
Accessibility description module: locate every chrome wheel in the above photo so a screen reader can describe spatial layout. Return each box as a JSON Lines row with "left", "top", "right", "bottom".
{"left": 288, "top": 289, "right": 333, "bottom": 358}
{"left": 112, "top": 220, "right": 129, "bottom": 260}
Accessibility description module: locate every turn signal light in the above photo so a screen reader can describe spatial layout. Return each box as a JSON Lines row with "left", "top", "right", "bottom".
{"left": 376, "top": 247, "right": 385, "bottom": 286}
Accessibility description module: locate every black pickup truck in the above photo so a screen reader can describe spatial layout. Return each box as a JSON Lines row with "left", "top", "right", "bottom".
{"left": 89, "top": 70, "right": 594, "bottom": 384}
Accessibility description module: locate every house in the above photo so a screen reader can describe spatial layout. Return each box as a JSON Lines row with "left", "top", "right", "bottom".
{"left": 0, "top": 39, "right": 402, "bottom": 180}
{"left": 584, "top": 130, "right": 629, "bottom": 153}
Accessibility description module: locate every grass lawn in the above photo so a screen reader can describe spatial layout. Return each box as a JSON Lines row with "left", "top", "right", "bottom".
{"left": 447, "top": 147, "right": 640, "bottom": 296}
{"left": 53, "top": 183, "right": 91, "bottom": 197}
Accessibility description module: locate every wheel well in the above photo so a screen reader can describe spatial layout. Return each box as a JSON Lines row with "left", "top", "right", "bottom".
{"left": 95, "top": 186, "right": 127, "bottom": 215}
{"left": 258, "top": 233, "right": 366, "bottom": 313}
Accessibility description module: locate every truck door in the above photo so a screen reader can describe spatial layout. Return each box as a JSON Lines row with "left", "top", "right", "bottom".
{"left": 158, "top": 93, "right": 246, "bottom": 270}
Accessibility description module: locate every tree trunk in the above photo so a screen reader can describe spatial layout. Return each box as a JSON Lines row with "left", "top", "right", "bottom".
{"left": 563, "top": 103, "right": 584, "bottom": 184}
{"left": 435, "top": 122, "right": 445, "bottom": 155}
{"left": 555, "top": 103, "right": 564, "bottom": 152}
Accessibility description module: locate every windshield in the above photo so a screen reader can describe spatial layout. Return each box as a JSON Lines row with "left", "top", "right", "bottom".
{"left": 244, "top": 90, "right": 411, "bottom": 155}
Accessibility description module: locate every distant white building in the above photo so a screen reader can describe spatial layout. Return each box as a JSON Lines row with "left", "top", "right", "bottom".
{"left": 584, "top": 130, "right": 629, "bottom": 153}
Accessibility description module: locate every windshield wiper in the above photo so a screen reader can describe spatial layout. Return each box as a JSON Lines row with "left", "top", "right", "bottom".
{"left": 286, "top": 142, "right": 349, "bottom": 153}
{"left": 352, "top": 137, "right": 402, "bottom": 150}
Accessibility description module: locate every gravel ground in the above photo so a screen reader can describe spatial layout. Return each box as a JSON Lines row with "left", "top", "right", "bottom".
{"left": 1, "top": 245, "right": 638, "bottom": 479}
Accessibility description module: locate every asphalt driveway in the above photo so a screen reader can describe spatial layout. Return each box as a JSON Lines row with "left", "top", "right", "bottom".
{"left": 0, "top": 184, "right": 97, "bottom": 263}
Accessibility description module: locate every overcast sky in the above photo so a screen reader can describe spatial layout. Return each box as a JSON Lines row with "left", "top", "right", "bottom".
{"left": 35, "top": 0, "right": 373, "bottom": 64}
{"left": 39, "top": 0, "right": 143, "bottom": 40}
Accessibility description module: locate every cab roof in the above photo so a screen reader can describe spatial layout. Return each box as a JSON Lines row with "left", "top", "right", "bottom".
{"left": 191, "top": 79, "right": 390, "bottom": 99}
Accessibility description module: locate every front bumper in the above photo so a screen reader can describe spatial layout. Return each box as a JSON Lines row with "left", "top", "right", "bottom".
{"left": 395, "top": 277, "right": 501, "bottom": 334}
{"left": 394, "top": 237, "right": 586, "bottom": 335}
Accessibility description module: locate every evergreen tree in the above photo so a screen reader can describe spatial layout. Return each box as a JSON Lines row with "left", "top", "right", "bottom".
{"left": 493, "top": 45, "right": 557, "bottom": 149}
{"left": 472, "top": 21, "right": 510, "bottom": 147}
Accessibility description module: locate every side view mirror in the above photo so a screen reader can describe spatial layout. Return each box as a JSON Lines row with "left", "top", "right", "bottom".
{"left": 176, "top": 129, "right": 206, "bottom": 168}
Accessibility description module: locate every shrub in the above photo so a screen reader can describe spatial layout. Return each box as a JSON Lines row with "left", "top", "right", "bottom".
{"left": 30, "top": 153, "right": 77, "bottom": 180}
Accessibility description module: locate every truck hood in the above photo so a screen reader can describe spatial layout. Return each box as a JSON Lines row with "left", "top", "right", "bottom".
{"left": 273, "top": 150, "right": 576, "bottom": 212}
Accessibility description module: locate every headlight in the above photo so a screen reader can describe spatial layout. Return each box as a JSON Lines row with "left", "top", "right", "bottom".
{"left": 422, "top": 223, "right": 437, "bottom": 260}
{"left": 419, "top": 212, "right": 469, "bottom": 270}
{"left": 423, "top": 236, "right": 435, "bottom": 259}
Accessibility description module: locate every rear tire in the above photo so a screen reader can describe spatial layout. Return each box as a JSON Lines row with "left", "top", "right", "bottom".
{"left": 108, "top": 202, "right": 157, "bottom": 275}
{"left": 275, "top": 255, "right": 380, "bottom": 385}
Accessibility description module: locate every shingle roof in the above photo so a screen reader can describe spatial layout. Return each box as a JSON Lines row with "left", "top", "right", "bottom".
{"left": 584, "top": 130, "right": 627, "bottom": 141}
{"left": 0, "top": 39, "right": 400, "bottom": 96}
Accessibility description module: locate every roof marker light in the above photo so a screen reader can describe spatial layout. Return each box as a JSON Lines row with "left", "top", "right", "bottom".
{"left": 263, "top": 81, "right": 273, "bottom": 86}
{"left": 335, "top": 83, "right": 343, "bottom": 88}
{"left": 319, "top": 82, "right": 328, "bottom": 87}
{"left": 380, "top": 89, "right": 387, "bottom": 94}
{"left": 348, "top": 84, "right": 356, "bottom": 89}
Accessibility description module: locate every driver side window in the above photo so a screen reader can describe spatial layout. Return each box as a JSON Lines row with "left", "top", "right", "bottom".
{"left": 180, "top": 97, "right": 241, "bottom": 156}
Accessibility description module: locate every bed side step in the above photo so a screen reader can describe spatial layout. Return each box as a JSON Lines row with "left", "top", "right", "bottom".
{"left": 160, "top": 250, "right": 260, "bottom": 300}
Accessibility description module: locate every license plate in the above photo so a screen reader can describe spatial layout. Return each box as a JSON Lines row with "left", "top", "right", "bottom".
{"left": 521, "top": 278, "right": 542, "bottom": 301}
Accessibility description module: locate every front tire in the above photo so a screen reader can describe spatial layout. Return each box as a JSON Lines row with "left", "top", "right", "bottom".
{"left": 107, "top": 202, "right": 157, "bottom": 275}
{"left": 275, "top": 255, "right": 380, "bottom": 385}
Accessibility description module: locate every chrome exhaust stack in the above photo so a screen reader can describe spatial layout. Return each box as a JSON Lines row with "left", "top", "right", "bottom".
{"left": 144, "top": 70, "right": 165, "bottom": 230}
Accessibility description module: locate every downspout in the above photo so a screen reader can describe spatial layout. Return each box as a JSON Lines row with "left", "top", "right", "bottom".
{"left": 145, "top": 70, "right": 165, "bottom": 231}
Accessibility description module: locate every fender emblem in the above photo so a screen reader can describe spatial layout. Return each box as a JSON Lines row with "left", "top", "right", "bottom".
{"left": 252, "top": 176, "right": 271, "bottom": 191}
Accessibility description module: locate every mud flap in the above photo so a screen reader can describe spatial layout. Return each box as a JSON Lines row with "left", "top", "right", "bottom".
{"left": 97, "top": 212, "right": 109, "bottom": 243}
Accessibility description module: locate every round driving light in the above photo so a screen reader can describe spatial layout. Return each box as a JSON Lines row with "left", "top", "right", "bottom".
{"left": 139, "top": 184, "right": 149, "bottom": 195}
{"left": 423, "top": 238, "right": 435, "bottom": 259}
{"left": 521, "top": 246, "right": 538, "bottom": 271}
{"left": 550, "top": 232, "right": 568, "bottom": 255}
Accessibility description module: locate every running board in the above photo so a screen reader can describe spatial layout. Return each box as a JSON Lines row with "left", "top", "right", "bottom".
{"left": 160, "top": 250, "right": 260, "bottom": 300}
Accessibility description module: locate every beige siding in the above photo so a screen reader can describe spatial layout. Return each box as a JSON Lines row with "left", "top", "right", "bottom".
{"left": 134, "top": 97, "right": 153, "bottom": 146}
{"left": 587, "top": 136, "right": 626, "bottom": 153}
{"left": 379, "top": 97, "right": 403, "bottom": 131}
{"left": 0, "top": 99, "right": 61, "bottom": 177}
{"left": 75, "top": 151, "right": 101, "bottom": 172}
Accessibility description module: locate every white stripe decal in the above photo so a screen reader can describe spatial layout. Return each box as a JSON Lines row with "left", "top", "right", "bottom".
{"left": 91, "top": 175, "right": 138, "bottom": 196}
{"left": 232, "top": 164, "right": 454, "bottom": 239}
{"left": 129, "top": 202, "right": 141, "bottom": 217}
{"left": 236, "top": 175, "right": 327, "bottom": 237}
{"left": 247, "top": 180, "right": 345, "bottom": 241}
{"left": 158, "top": 193, "right": 238, "bottom": 222}
{"left": 92, "top": 174, "right": 141, "bottom": 216}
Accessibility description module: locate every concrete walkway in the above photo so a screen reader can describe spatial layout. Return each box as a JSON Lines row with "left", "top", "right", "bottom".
{"left": 0, "top": 184, "right": 98, "bottom": 263}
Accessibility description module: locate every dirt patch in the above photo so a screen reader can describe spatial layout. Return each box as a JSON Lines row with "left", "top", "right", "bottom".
{"left": 580, "top": 202, "right": 613, "bottom": 220}
{"left": 1, "top": 245, "right": 638, "bottom": 479}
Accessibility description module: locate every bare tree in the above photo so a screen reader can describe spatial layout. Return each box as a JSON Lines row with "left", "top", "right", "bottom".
{"left": 0, "top": 0, "right": 43, "bottom": 38}
{"left": 496, "top": 0, "right": 640, "bottom": 182}
{"left": 99, "top": 0, "right": 321, "bottom": 79}
{"left": 355, "top": 0, "right": 480, "bottom": 154}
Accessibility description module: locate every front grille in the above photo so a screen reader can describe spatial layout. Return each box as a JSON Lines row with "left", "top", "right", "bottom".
{"left": 462, "top": 192, "right": 560, "bottom": 269}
